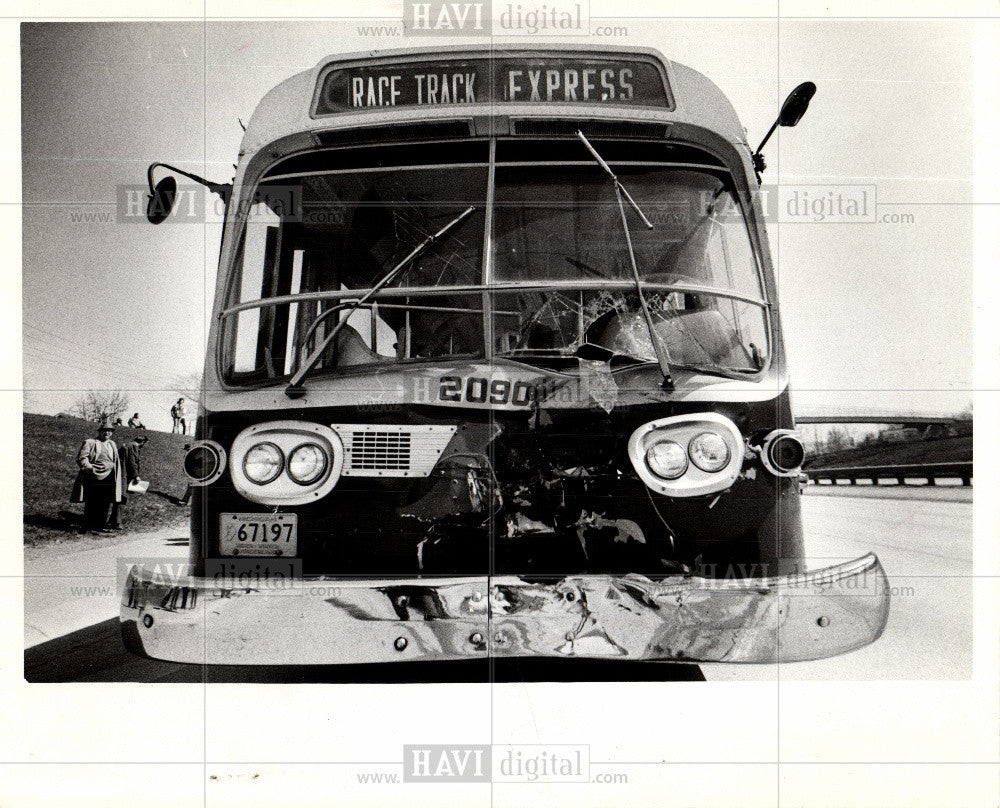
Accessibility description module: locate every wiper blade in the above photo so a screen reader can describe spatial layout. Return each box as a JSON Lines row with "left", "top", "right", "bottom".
{"left": 575, "top": 134, "right": 654, "bottom": 228}
{"left": 284, "top": 206, "right": 475, "bottom": 398}
{"left": 575, "top": 131, "right": 674, "bottom": 389}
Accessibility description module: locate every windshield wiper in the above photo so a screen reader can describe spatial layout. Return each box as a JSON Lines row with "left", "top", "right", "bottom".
{"left": 284, "top": 206, "right": 475, "bottom": 398}
{"left": 575, "top": 130, "right": 675, "bottom": 389}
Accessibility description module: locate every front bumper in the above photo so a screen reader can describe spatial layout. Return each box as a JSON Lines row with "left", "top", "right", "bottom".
{"left": 120, "top": 554, "right": 889, "bottom": 665}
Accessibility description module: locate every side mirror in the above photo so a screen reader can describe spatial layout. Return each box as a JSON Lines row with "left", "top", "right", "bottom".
{"left": 146, "top": 176, "right": 177, "bottom": 224}
{"left": 753, "top": 81, "right": 817, "bottom": 179}
{"left": 778, "top": 82, "right": 817, "bottom": 128}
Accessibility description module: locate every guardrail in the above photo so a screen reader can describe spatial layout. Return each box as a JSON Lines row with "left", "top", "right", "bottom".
{"left": 805, "top": 461, "right": 972, "bottom": 487}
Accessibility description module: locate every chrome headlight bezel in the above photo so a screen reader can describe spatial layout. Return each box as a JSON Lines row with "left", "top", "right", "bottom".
{"left": 230, "top": 421, "right": 343, "bottom": 505}
{"left": 628, "top": 413, "right": 745, "bottom": 498}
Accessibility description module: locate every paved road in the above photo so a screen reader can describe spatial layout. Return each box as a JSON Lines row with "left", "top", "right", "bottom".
{"left": 701, "top": 491, "right": 973, "bottom": 681}
{"left": 24, "top": 528, "right": 189, "bottom": 648}
{"left": 24, "top": 490, "right": 972, "bottom": 682}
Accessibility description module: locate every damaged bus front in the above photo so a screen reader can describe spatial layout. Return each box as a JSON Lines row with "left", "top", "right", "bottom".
{"left": 122, "top": 46, "right": 889, "bottom": 665}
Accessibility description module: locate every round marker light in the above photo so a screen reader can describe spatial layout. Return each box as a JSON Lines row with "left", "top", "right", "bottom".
{"left": 759, "top": 430, "right": 806, "bottom": 477}
{"left": 287, "top": 443, "right": 328, "bottom": 485}
{"left": 769, "top": 435, "right": 805, "bottom": 473}
{"left": 688, "top": 431, "right": 731, "bottom": 472}
{"left": 242, "top": 442, "right": 283, "bottom": 485}
{"left": 184, "top": 444, "right": 219, "bottom": 482}
{"left": 645, "top": 440, "right": 688, "bottom": 480}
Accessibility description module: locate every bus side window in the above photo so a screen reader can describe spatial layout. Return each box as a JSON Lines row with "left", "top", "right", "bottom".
{"left": 232, "top": 203, "right": 281, "bottom": 373}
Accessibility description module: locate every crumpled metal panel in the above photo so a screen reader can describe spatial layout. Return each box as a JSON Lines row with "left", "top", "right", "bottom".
{"left": 120, "top": 554, "right": 888, "bottom": 665}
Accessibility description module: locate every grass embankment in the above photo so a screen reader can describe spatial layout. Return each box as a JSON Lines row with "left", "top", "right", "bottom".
{"left": 804, "top": 434, "right": 972, "bottom": 469}
{"left": 23, "top": 413, "right": 191, "bottom": 547}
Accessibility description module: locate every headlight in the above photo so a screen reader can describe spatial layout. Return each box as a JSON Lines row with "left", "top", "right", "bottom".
{"left": 287, "top": 443, "right": 328, "bottom": 485}
{"left": 243, "top": 442, "right": 284, "bottom": 484}
{"left": 688, "top": 431, "right": 731, "bottom": 472}
{"left": 645, "top": 441, "right": 688, "bottom": 479}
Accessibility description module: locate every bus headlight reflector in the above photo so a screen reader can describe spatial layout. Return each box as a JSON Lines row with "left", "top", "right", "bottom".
{"left": 645, "top": 441, "right": 688, "bottom": 479}
{"left": 689, "top": 431, "right": 731, "bottom": 472}
{"left": 287, "top": 443, "right": 328, "bottom": 485}
{"left": 243, "top": 442, "right": 284, "bottom": 485}
{"left": 627, "top": 413, "right": 745, "bottom": 498}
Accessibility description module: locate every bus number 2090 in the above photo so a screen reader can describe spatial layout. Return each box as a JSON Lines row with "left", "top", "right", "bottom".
{"left": 438, "top": 375, "right": 535, "bottom": 406}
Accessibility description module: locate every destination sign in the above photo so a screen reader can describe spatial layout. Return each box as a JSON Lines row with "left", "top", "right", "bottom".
{"left": 312, "top": 56, "right": 672, "bottom": 115}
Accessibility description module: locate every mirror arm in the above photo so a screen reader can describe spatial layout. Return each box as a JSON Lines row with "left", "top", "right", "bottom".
{"left": 752, "top": 118, "right": 780, "bottom": 180}
{"left": 147, "top": 162, "right": 231, "bottom": 202}
{"left": 753, "top": 119, "right": 780, "bottom": 162}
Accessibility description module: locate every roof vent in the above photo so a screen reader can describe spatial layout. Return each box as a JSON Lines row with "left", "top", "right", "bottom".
{"left": 315, "top": 120, "right": 474, "bottom": 147}
{"left": 510, "top": 119, "right": 669, "bottom": 139}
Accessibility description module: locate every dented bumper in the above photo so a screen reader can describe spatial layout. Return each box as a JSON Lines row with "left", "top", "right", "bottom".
{"left": 120, "top": 554, "right": 889, "bottom": 665}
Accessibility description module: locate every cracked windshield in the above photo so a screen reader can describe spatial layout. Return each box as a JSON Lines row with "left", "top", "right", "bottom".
{"left": 222, "top": 157, "right": 768, "bottom": 383}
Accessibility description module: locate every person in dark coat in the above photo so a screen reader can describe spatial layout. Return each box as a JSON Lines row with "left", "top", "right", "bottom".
{"left": 115, "top": 435, "right": 149, "bottom": 528}
{"left": 71, "top": 417, "right": 125, "bottom": 531}
{"left": 122, "top": 435, "right": 148, "bottom": 483}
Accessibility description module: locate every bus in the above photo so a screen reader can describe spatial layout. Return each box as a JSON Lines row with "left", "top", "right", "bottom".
{"left": 122, "top": 45, "right": 890, "bottom": 666}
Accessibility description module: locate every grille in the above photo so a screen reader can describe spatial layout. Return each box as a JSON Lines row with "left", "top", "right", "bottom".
{"left": 332, "top": 424, "right": 457, "bottom": 477}
{"left": 351, "top": 431, "right": 412, "bottom": 471}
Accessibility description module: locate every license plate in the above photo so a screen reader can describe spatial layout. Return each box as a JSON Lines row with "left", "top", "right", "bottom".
{"left": 219, "top": 513, "right": 297, "bottom": 557}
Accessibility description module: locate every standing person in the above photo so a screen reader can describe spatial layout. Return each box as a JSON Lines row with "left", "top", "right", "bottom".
{"left": 127, "top": 412, "right": 145, "bottom": 429}
{"left": 123, "top": 435, "right": 148, "bottom": 487}
{"left": 70, "top": 417, "right": 125, "bottom": 532}
{"left": 171, "top": 398, "right": 188, "bottom": 435}
{"left": 116, "top": 435, "right": 149, "bottom": 528}
{"left": 177, "top": 398, "right": 188, "bottom": 435}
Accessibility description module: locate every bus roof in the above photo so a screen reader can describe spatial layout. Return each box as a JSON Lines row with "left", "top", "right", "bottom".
{"left": 241, "top": 44, "right": 748, "bottom": 156}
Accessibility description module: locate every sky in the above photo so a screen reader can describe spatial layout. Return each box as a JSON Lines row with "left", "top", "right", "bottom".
{"left": 19, "top": 14, "right": 978, "bottom": 430}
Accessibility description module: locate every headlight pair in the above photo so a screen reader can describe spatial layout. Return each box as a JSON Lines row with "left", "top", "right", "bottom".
{"left": 628, "top": 413, "right": 745, "bottom": 498}
{"left": 243, "top": 441, "right": 327, "bottom": 486}
{"left": 646, "top": 431, "right": 731, "bottom": 480}
{"left": 229, "top": 421, "right": 345, "bottom": 506}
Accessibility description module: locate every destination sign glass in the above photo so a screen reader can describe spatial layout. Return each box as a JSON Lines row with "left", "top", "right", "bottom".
{"left": 313, "top": 56, "right": 672, "bottom": 115}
